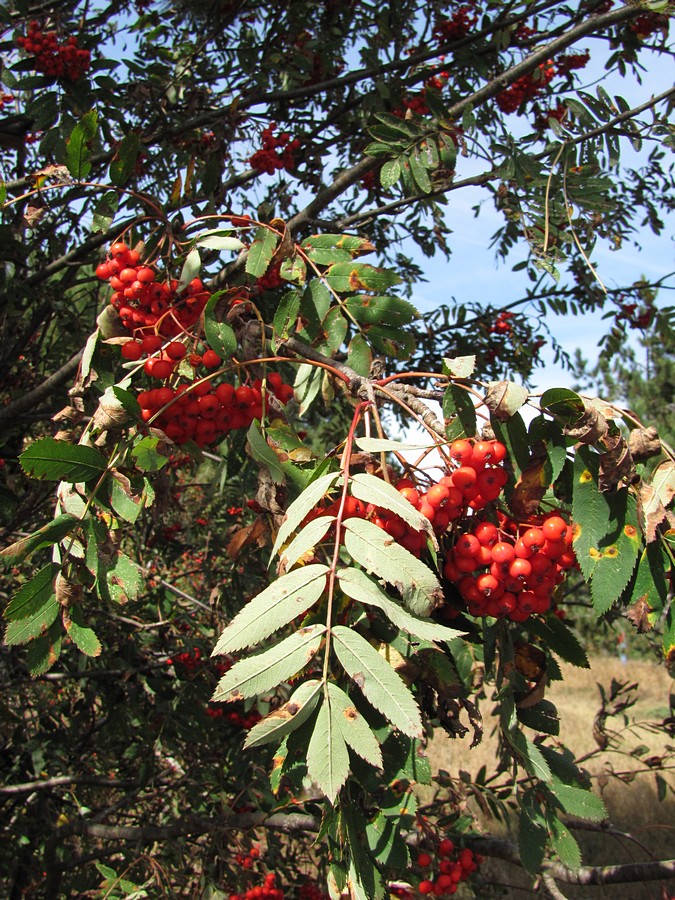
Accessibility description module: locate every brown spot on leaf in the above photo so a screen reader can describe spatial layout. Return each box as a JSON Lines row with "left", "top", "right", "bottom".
{"left": 589, "top": 547, "right": 601, "bottom": 559}
{"left": 624, "top": 524, "right": 637, "bottom": 539}
{"left": 579, "top": 469, "right": 593, "bottom": 484}
{"left": 342, "top": 706, "right": 358, "bottom": 721}
{"left": 602, "top": 545, "right": 618, "bottom": 558}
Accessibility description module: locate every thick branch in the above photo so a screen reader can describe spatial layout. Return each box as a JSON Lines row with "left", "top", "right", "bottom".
{"left": 0, "top": 350, "right": 83, "bottom": 428}
{"left": 463, "top": 835, "right": 675, "bottom": 886}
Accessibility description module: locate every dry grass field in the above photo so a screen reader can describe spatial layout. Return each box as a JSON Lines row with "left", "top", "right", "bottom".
{"left": 426, "top": 656, "right": 675, "bottom": 899}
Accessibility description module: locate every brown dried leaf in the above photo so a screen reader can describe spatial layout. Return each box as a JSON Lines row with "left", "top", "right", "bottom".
{"left": 625, "top": 596, "right": 652, "bottom": 633}
{"left": 23, "top": 201, "right": 47, "bottom": 228}
{"left": 637, "top": 481, "right": 669, "bottom": 543}
{"left": 484, "top": 380, "right": 529, "bottom": 422}
{"left": 226, "top": 517, "right": 268, "bottom": 560}
{"left": 55, "top": 573, "right": 83, "bottom": 609}
{"left": 598, "top": 432, "right": 636, "bottom": 492}
{"left": 628, "top": 426, "right": 661, "bottom": 462}
{"left": 510, "top": 459, "right": 548, "bottom": 519}
{"left": 514, "top": 642, "right": 547, "bottom": 682}
{"left": 564, "top": 404, "right": 609, "bottom": 443}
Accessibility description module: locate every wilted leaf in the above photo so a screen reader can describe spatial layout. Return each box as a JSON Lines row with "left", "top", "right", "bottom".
{"left": 598, "top": 431, "right": 636, "bottom": 492}
{"left": 510, "top": 458, "right": 548, "bottom": 519}
{"left": 226, "top": 517, "right": 268, "bottom": 560}
{"left": 484, "top": 380, "right": 529, "bottom": 422}
{"left": 564, "top": 404, "right": 609, "bottom": 443}
{"left": 628, "top": 426, "right": 661, "bottom": 462}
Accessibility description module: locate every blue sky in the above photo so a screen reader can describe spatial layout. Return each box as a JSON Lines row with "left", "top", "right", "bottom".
{"left": 407, "top": 43, "right": 675, "bottom": 392}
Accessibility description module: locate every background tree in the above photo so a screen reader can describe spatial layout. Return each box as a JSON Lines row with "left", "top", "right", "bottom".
{"left": 1, "top": 1, "right": 674, "bottom": 898}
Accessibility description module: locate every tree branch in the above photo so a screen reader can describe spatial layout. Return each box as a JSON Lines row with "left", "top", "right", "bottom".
{"left": 0, "top": 350, "right": 83, "bottom": 428}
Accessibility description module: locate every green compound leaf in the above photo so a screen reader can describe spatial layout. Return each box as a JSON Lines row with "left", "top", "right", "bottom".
{"left": 547, "top": 810, "right": 582, "bottom": 871}
{"left": 519, "top": 802, "right": 548, "bottom": 875}
{"left": 270, "top": 471, "right": 340, "bottom": 561}
{"left": 572, "top": 448, "right": 641, "bottom": 613}
{"left": 343, "top": 294, "right": 418, "bottom": 327}
{"left": 279, "top": 516, "right": 335, "bottom": 572}
{"left": 247, "top": 421, "right": 285, "bottom": 484}
{"left": 540, "top": 387, "right": 585, "bottom": 422}
{"left": 246, "top": 226, "right": 279, "bottom": 278}
{"left": 0, "top": 515, "right": 77, "bottom": 567}
{"left": 26, "top": 619, "right": 62, "bottom": 676}
{"left": 66, "top": 109, "right": 97, "bottom": 179}
{"left": 509, "top": 730, "right": 552, "bottom": 783}
{"left": 380, "top": 158, "right": 401, "bottom": 190}
{"left": 5, "top": 590, "right": 58, "bottom": 646}
{"left": 349, "top": 472, "right": 435, "bottom": 541}
{"left": 109, "top": 131, "right": 141, "bottom": 186}
{"left": 211, "top": 624, "right": 326, "bottom": 702}
{"left": 443, "top": 383, "right": 476, "bottom": 440}
{"left": 212, "top": 564, "right": 329, "bottom": 655}
{"left": 549, "top": 779, "right": 607, "bottom": 822}
{"left": 346, "top": 333, "right": 372, "bottom": 377}
{"left": 4, "top": 564, "right": 58, "bottom": 623}
{"left": 244, "top": 679, "right": 322, "bottom": 749}
{"left": 343, "top": 518, "right": 443, "bottom": 617}
{"left": 20, "top": 438, "right": 108, "bottom": 483}
{"left": 326, "top": 681, "right": 383, "bottom": 769}
{"left": 323, "top": 261, "right": 401, "bottom": 293}
{"left": 204, "top": 291, "right": 237, "bottom": 358}
{"left": 64, "top": 605, "right": 102, "bottom": 657}
{"left": 337, "top": 568, "right": 463, "bottom": 644}
{"left": 332, "top": 625, "right": 423, "bottom": 737}
{"left": 306, "top": 693, "right": 350, "bottom": 803}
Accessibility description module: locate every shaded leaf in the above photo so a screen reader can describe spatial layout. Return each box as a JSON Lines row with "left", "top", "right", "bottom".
{"left": 343, "top": 518, "right": 443, "bottom": 617}
{"left": 204, "top": 291, "right": 237, "bottom": 358}
{"left": 332, "top": 625, "right": 423, "bottom": 737}
{"left": 212, "top": 564, "right": 328, "bottom": 655}
{"left": 64, "top": 605, "right": 102, "bottom": 657}
{"left": 244, "top": 680, "right": 322, "bottom": 748}
{"left": 0, "top": 515, "right": 77, "bottom": 567}
{"left": 20, "top": 438, "right": 108, "bottom": 483}
{"left": 211, "top": 625, "right": 326, "bottom": 702}
{"left": 443, "top": 384, "right": 476, "bottom": 440}
{"left": 337, "top": 567, "right": 463, "bottom": 643}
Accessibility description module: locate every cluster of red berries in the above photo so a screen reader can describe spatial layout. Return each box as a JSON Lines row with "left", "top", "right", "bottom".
{"left": 490, "top": 310, "right": 515, "bottom": 335}
{"left": 443, "top": 513, "right": 575, "bottom": 621}
{"left": 616, "top": 301, "right": 655, "bottom": 330}
{"left": 257, "top": 263, "right": 283, "bottom": 291}
{"left": 513, "top": 22, "right": 537, "bottom": 43}
{"left": 136, "top": 373, "right": 294, "bottom": 447}
{"left": 309, "top": 439, "right": 509, "bottom": 558}
{"left": 249, "top": 124, "right": 300, "bottom": 175}
{"left": 496, "top": 61, "right": 555, "bottom": 114}
{"left": 555, "top": 51, "right": 591, "bottom": 74}
{"left": 534, "top": 102, "right": 567, "bottom": 131}
{"left": 16, "top": 22, "right": 90, "bottom": 82}
{"left": 166, "top": 646, "right": 201, "bottom": 672}
{"left": 229, "top": 872, "right": 283, "bottom": 900}
{"left": 416, "top": 839, "right": 480, "bottom": 896}
{"left": 434, "top": 5, "right": 477, "bottom": 43}
{"left": 0, "top": 91, "right": 14, "bottom": 111}
{"left": 97, "top": 240, "right": 294, "bottom": 446}
{"left": 96, "top": 241, "right": 209, "bottom": 339}
{"left": 629, "top": 12, "right": 669, "bottom": 40}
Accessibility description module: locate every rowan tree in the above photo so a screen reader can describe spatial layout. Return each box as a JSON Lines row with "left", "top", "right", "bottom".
{"left": 1, "top": 1, "right": 674, "bottom": 898}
